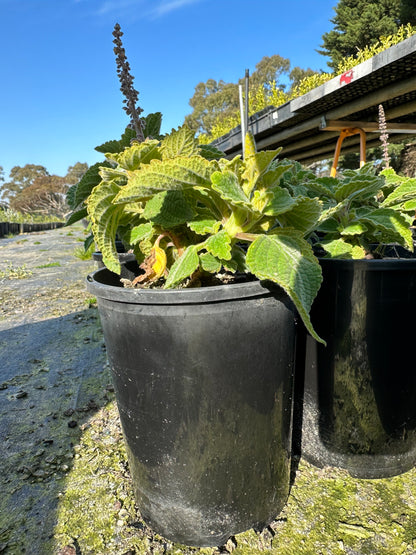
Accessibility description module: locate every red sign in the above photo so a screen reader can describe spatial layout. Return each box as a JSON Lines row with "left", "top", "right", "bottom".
{"left": 340, "top": 70, "right": 354, "bottom": 85}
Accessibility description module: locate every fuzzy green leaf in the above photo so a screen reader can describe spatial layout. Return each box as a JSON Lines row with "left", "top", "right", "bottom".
{"left": 263, "top": 187, "right": 298, "bottom": 216}
{"left": 340, "top": 221, "right": 368, "bottom": 236}
{"left": 277, "top": 197, "right": 322, "bottom": 235}
{"left": 260, "top": 162, "right": 293, "bottom": 189}
{"left": 142, "top": 190, "right": 194, "bottom": 228}
{"left": 211, "top": 170, "right": 251, "bottom": 207}
{"left": 87, "top": 180, "right": 125, "bottom": 274}
{"left": 360, "top": 208, "right": 413, "bottom": 250}
{"left": 334, "top": 175, "right": 382, "bottom": 203}
{"left": 164, "top": 246, "right": 200, "bottom": 288}
{"left": 66, "top": 184, "right": 78, "bottom": 210}
{"left": 187, "top": 212, "right": 221, "bottom": 235}
{"left": 65, "top": 207, "right": 88, "bottom": 227}
{"left": 95, "top": 127, "right": 137, "bottom": 154}
{"left": 246, "top": 231, "right": 324, "bottom": 344}
{"left": 143, "top": 112, "right": 162, "bottom": 138}
{"left": 316, "top": 217, "right": 339, "bottom": 233}
{"left": 381, "top": 177, "right": 416, "bottom": 207}
{"left": 205, "top": 230, "right": 232, "bottom": 260}
{"left": 305, "top": 177, "right": 338, "bottom": 199}
{"left": 161, "top": 126, "right": 199, "bottom": 159}
{"left": 242, "top": 149, "right": 282, "bottom": 195}
{"left": 403, "top": 199, "right": 416, "bottom": 211}
{"left": 114, "top": 156, "right": 214, "bottom": 203}
{"left": 124, "top": 222, "right": 154, "bottom": 245}
{"left": 105, "top": 140, "right": 162, "bottom": 170}
{"left": 199, "top": 252, "right": 222, "bottom": 273}
{"left": 198, "top": 143, "right": 225, "bottom": 160}
{"left": 71, "top": 162, "right": 113, "bottom": 209}
{"left": 320, "top": 239, "right": 366, "bottom": 259}
{"left": 84, "top": 233, "right": 94, "bottom": 251}
{"left": 244, "top": 132, "right": 257, "bottom": 158}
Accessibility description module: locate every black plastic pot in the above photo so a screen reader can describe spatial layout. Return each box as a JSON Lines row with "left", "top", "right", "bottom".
{"left": 301, "top": 256, "right": 416, "bottom": 478}
{"left": 92, "top": 241, "right": 135, "bottom": 268}
{"left": 87, "top": 264, "right": 296, "bottom": 546}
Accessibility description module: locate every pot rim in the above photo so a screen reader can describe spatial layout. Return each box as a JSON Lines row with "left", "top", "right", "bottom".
{"left": 86, "top": 266, "right": 286, "bottom": 305}
{"left": 318, "top": 257, "right": 416, "bottom": 270}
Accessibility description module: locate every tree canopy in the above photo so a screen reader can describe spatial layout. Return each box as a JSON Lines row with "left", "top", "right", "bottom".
{"left": 184, "top": 54, "right": 291, "bottom": 135}
{"left": 319, "top": 0, "right": 412, "bottom": 70}
{"left": 0, "top": 163, "right": 89, "bottom": 218}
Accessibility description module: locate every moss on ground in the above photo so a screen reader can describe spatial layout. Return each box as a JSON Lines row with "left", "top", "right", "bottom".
{"left": 49, "top": 394, "right": 416, "bottom": 555}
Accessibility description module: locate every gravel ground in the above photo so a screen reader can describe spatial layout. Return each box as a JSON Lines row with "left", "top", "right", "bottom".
{"left": 1, "top": 224, "right": 416, "bottom": 555}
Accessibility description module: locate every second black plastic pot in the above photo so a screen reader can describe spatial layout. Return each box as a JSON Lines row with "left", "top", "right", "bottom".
{"left": 87, "top": 264, "right": 297, "bottom": 547}
{"left": 300, "top": 256, "right": 416, "bottom": 478}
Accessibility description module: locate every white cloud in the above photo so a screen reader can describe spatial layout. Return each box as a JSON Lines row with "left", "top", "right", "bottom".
{"left": 149, "top": 0, "right": 202, "bottom": 18}
{"left": 93, "top": 0, "right": 202, "bottom": 19}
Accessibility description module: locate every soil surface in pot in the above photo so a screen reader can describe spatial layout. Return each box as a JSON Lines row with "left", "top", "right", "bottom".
{"left": 1, "top": 224, "right": 416, "bottom": 554}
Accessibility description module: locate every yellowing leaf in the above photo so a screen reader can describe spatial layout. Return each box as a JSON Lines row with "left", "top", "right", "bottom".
{"left": 152, "top": 244, "right": 167, "bottom": 278}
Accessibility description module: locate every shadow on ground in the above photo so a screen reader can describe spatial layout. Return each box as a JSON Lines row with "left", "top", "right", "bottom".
{"left": 0, "top": 307, "right": 110, "bottom": 554}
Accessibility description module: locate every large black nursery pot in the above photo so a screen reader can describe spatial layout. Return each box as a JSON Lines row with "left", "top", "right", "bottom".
{"left": 87, "top": 262, "right": 296, "bottom": 547}
{"left": 300, "top": 253, "right": 416, "bottom": 478}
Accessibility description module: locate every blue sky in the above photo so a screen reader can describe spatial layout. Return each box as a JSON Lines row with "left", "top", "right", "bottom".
{"left": 1, "top": 0, "right": 336, "bottom": 180}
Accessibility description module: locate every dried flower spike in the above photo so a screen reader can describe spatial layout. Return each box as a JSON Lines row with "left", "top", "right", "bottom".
{"left": 378, "top": 104, "right": 390, "bottom": 169}
{"left": 113, "top": 23, "right": 144, "bottom": 142}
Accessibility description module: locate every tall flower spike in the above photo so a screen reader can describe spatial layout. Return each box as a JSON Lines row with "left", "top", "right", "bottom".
{"left": 378, "top": 104, "right": 390, "bottom": 169}
{"left": 112, "top": 23, "right": 145, "bottom": 142}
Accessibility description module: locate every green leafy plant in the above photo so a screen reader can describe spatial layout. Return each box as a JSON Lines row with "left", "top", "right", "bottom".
{"left": 87, "top": 126, "right": 324, "bottom": 343}
{"left": 281, "top": 163, "right": 416, "bottom": 258}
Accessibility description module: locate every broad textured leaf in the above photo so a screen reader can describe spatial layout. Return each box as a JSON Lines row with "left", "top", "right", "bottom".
{"left": 263, "top": 187, "right": 298, "bottom": 216}
{"left": 246, "top": 231, "right": 324, "bottom": 344}
{"left": 84, "top": 233, "right": 94, "bottom": 251}
{"left": 87, "top": 180, "right": 125, "bottom": 274}
{"left": 403, "top": 199, "right": 416, "bottom": 210}
{"left": 318, "top": 199, "right": 350, "bottom": 225}
{"left": 260, "top": 162, "right": 293, "bottom": 190}
{"left": 320, "top": 238, "right": 366, "bottom": 259}
{"left": 143, "top": 112, "right": 162, "bottom": 138}
{"left": 161, "top": 126, "right": 199, "bottom": 159}
{"left": 277, "top": 197, "right": 322, "bottom": 235}
{"left": 242, "top": 149, "right": 282, "bottom": 195}
{"left": 244, "top": 132, "right": 257, "bottom": 158}
{"left": 199, "top": 252, "right": 222, "bottom": 273}
{"left": 305, "top": 177, "right": 338, "bottom": 199}
{"left": 95, "top": 139, "right": 122, "bottom": 154}
{"left": 315, "top": 217, "right": 339, "bottom": 233}
{"left": 221, "top": 246, "right": 248, "bottom": 273}
{"left": 94, "top": 127, "right": 136, "bottom": 153}
{"left": 334, "top": 175, "right": 382, "bottom": 203}
{"left": 198, "top": 143, "right": 224, "bottom": 160}
{"left": 218, "top": 155, "right": 244, "bottom": 176}
{"left": 164, "top": 246, "right": 200, "bottom": 288}
{"left": 187, "top": 211, "right": 221, "bottom": 235}
{"left": 105, "top": 140, "right": 162, "bottom": 170}
{"left": 98, "top": 166, "right": 128, "bottom": 183}
{"left": 211, "top": 170, "right": 250, "bottom": 207}
{"left": 65, "top": 207, "right": 88, "bottom": 226}
{"left": 340, "top": 221, "right": 368, "bottom": 236}
{"left": 382, "top": 177, "right": 416, "bottom": 207}
{"left": 71, "top": 162, "right": 113, "bottom": 209}
{"left": 205, "top": 230, "right": 232, "bottom": 260}
{"left": 114, "top": 156, "right": 214, "bottom": 203}
{"left": 125, "top": 222, "right": 154, "bottom": 245}
{"left": 66, "top": 184, "right": 78, "bottom": 210}
{"left": 143, "top": 190, "right": 194, "bottom": 228}
{"left": 360, "top": 208, "right": 413, "bottom": 250}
